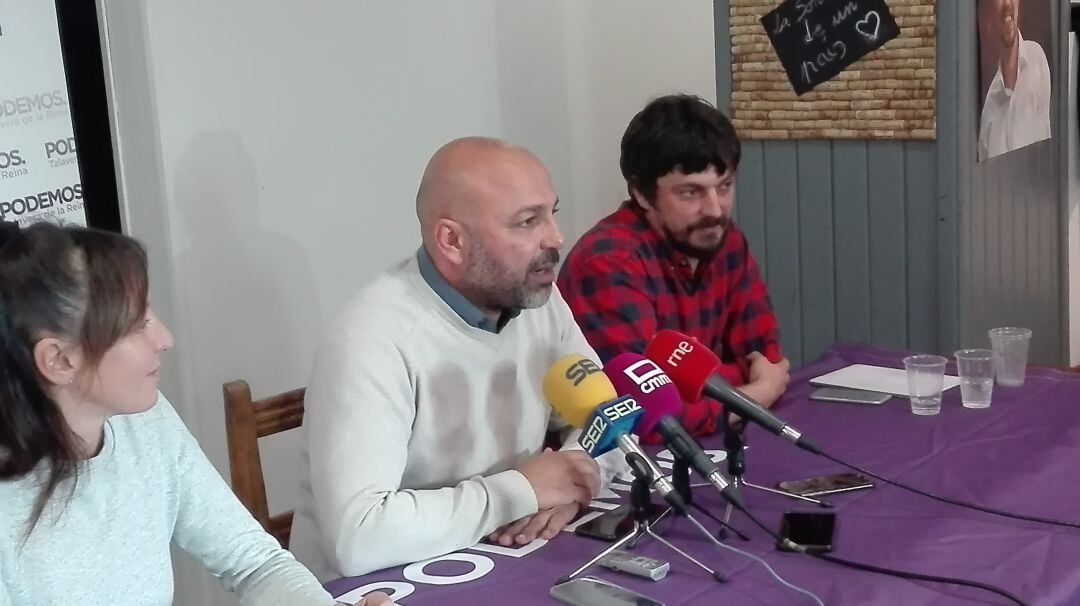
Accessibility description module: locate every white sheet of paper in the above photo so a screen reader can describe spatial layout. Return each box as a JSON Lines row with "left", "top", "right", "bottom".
{"left": 809, "top": 363, "right": 960, "bottom": 397}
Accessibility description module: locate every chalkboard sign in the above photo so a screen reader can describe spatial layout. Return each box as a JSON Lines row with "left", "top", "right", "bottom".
{"left": 761, "top": 0, "right": 901, "bottom": 96}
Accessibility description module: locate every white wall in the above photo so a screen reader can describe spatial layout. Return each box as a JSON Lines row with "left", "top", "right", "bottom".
{"left": 100, "top": 1, "right": 715, "bottom": 604}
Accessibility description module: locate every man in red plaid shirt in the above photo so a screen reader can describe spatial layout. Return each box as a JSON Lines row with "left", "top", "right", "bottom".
{"left": 557, "top": 94, "right": 790, "bottom": 438}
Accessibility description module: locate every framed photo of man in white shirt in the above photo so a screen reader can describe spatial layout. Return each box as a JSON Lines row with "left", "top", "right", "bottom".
{"left": 977, "top": 0, "right": 1053, "bottom": 161}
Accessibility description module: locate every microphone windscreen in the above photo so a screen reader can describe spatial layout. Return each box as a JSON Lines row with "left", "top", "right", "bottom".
{"left": 644, "top": 330, "right": 720, "bottom": 403}
{"left": 542, "top": 354, "right": 618, "bottom": 429}
{"left": 603, "top": 353, "right": 683, "bottom": 437}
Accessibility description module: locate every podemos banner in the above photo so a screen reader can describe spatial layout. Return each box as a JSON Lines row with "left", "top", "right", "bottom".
{"left": 0, "top": 2, "right": 86, "bottom": 226}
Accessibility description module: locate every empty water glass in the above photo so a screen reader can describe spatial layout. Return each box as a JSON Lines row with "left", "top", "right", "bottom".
{"left": 988, "top": 327, "right": 1032, "bottom": 387}
{"left": 904, "top": 354, "right": 947, "bottom": 416}
{"left": 955, "top": 349, "right": 994, "bottom": 409}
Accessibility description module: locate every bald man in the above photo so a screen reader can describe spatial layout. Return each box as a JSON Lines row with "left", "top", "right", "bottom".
{"left": 290, "top": 138, "right": 615, "bottom": 580}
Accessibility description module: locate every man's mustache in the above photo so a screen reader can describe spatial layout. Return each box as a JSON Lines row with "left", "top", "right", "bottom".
{"left": 688, "top": 216, "right": 730, "bottom": 234}
{"left": 529, "top": 248, "right": 560, "bottom": 271}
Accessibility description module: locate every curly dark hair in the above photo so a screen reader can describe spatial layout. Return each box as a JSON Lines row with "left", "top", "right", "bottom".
{"left": 620, "top": 94, "right": 741, "bottom": 205}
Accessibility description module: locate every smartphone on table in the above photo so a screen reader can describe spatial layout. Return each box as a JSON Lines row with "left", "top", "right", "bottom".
{"left": 809, "top": 386, "right": 891, "bottom": 405}
{"left": 551, "top": 576, "right": 665, "bottom": 606}
{"left": 776, "top": 511, "right": 836, "bottom": 554}
{"left": 777, "top": 472, "right": 875, "bottom": 497}
{"left": 574, "top": 505, "right": 633, "bottom": 541}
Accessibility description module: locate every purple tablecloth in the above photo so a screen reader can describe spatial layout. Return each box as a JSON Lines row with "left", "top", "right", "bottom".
{"left": 325, "top": 345, "right": 1080, "bottom": 605}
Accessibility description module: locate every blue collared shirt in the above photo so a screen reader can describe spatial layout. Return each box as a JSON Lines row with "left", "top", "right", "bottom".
{"left": 416, "top": 248, "right": 520, "bottom": 333}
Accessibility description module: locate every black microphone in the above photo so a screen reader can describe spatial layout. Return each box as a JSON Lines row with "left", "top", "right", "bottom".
{"left": 656, "top": 416, "right": 747, "bottom": 510}
{"left": 705, "top": 375, "right": 820, "bottom": 451}
{"left": 645, "top": 330, "right": 821, "bottom": 455}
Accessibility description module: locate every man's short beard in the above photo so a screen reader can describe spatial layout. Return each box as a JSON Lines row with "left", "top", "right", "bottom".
{"left": 462, "top": 236, "right": 559, "bottom": 311}
{"left": 662, "top": 215, "right": 730, "bottom": 259}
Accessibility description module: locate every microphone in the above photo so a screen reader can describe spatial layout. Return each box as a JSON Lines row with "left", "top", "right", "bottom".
{"left": 644, "top": 330, "right": 821, "bottom": 455}
{"left": 603, "top": 353, "right": 745, "bottom": 510}
{"left": 541, "top": 354, "right": 616, "bottom": 428}
{"left": 543, "top": 354, "right": 688, "bottom": 514}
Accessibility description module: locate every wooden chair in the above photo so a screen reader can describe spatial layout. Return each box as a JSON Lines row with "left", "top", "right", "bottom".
{"left": 223, "top": 380, "right": 305, "bottom": 549}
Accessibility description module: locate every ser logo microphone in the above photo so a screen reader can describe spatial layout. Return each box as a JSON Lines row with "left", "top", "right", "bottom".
{"left": 579, "top": 396, "right": 642, "bottom": 455}
{"left": 601, "top": 397, "right": 642, "bottom": 423}
{"left": 619, "top": 359, "right": 673, "bottom": 394}
{"left": 565, "top": 358, "right": 601, "bottom": 386}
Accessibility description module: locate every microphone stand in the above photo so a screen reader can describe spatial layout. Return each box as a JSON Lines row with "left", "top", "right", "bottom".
{"left": 721, "top": 410, "right": 832, "bottom": 527}
{"left": 558, "top": 452, "right": 726, "bottom": 584}
{"left": 640, "top": 454, "right": 750, "bottom": 544}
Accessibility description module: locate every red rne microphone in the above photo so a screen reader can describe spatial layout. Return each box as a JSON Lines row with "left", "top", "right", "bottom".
{"left": 644, "top": 330, "right": 821, "bottom": 455}
{"left": 604, "top": 353, "right": 744, "bottom": 508}
{"left": 643, "top": 331, "right": 719, "bottom": 403}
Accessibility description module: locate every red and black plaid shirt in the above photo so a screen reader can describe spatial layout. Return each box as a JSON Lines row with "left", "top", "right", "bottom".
{"left": 557, "top": 202, "right": 782, "bottom": 438}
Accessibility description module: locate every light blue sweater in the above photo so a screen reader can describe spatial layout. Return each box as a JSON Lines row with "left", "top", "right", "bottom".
{"left": 0, "top": 394, "right": 336, "bottom": 605}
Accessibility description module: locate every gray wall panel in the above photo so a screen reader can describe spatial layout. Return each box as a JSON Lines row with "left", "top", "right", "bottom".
{"left": 905, "top": 144, "right": 938, "bottom": 353}
{"left": 797, "top": 141, "right": 836, "bottom": 363}
{"left": 736, "top": 141, "right": 769, "bottom": 282}
{"left": 832, "top": 142, "right": 873, "bottom": 348}
{"left": 936, "top": 0, "right": 963, "bottom": 355}
{"left": 867, "top": 143, "right": 910, "bottom": 350}
{"left": 762, "top": 142, "right": 802, "bottom": 360}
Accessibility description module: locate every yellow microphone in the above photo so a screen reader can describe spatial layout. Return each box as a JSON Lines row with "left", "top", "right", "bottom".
{"left": 542, "top": 353, "right": 687, "bottom": 514}
{"left": 542, "top": 354, "right": 617, "bottom": 429}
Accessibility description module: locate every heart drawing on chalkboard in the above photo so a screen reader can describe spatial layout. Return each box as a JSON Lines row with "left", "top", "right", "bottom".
{"left": 856, "top": 11, "right": 881, "bottom": 41}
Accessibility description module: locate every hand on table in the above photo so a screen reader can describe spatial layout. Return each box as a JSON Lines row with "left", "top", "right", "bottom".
{"left": 488, "top": 503, "right": 582, "bottom": 546}
{"left": 516, "top": 449, "right": 600, "bottom": 510}
{"left": 740, "top": 353, "right": 790, "bottom": 406}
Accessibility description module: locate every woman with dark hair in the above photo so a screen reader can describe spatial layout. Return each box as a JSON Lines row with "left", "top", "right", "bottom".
{"left": 0, "top": 221, "right": 390, "bottom": 605}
